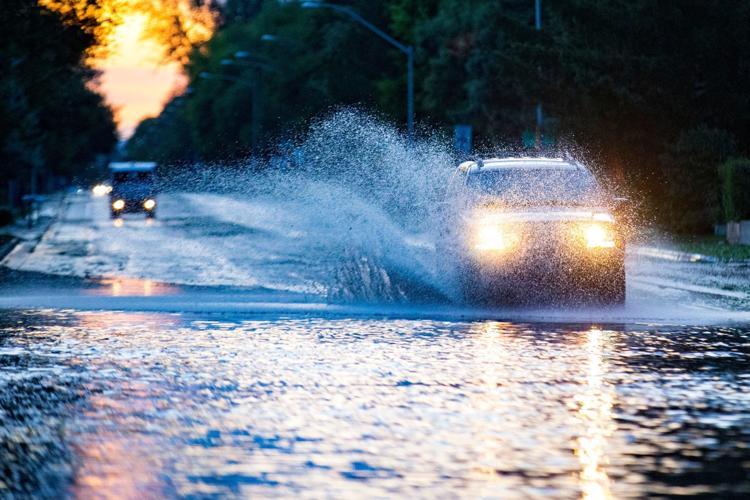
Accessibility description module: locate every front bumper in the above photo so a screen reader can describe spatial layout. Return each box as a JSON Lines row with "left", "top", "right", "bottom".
{"left": 469, "top": 242, "right": 623, "bottom": 276}
{"left": 456, "top": 221, "right": 625, "bottom": 300}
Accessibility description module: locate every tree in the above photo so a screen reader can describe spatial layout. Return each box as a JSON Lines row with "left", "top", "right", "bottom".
{"left": 1, "top": 0, "right": 117, "bottom": 202}
{"left": 126, "top": 0, "right": 750, "bottom": 232}
{"left": 129, "top": 0, "right": 403, "bottom": 163}
{"left": 398, "top": 0, "right": 750, "bottom": 230}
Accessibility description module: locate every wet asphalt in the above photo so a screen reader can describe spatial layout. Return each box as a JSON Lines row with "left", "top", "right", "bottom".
{"left": 1, "top": 309, "right": 749, "bottom": 497}
{"left": 2, "top": 192, "right": 750, "bottom": 497}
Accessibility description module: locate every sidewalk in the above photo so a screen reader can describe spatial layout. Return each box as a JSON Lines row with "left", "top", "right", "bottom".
{"left": 0, "top": 193, "right": 66, "bottom": 263}
{"left": 631, "top": 245, "right": 719, "bottom": 264}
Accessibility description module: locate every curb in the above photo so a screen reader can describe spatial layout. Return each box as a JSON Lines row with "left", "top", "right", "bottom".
{"left": 632, "top": 246, "right": 719, "bottom": 264}
{"left": 0, "top": 236, "right": 19, "bottom": 263}
{"left": 0, "top": 193, "right": 67, "bottom": 267}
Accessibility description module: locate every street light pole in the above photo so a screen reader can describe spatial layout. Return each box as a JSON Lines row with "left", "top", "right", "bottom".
{"left": 535, "top": 0, "right": 543, "bottom": 149}
{"left": 302, "top": 2, "right": 415, "bottom": 143}
{"left": 407, "top": 46, "right": 414, "bottom": 139}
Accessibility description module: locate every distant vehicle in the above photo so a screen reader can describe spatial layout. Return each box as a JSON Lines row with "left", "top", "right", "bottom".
{"left": 439, "top": 157, "right": 627, "bottom": 305}
{"left": 92, "top": 183, "right": 112, "bottom": 197}
{"left": 109, "top": 162, "right": 157, "bottom": 219}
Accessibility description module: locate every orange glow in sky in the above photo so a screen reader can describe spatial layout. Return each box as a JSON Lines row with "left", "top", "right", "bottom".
{"left": 95, "top": 13, "right": 186, "bottom": 139}
{"left": 39, "top": 0, "right": 216, "bottom": 139}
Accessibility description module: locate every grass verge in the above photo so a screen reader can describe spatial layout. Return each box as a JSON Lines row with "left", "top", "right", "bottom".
{"left": 673, "top": 235, "right": 750, "bottom": 261}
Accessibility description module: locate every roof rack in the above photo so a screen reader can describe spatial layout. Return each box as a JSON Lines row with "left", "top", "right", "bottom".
{"left": 109, "top": 161, "right": 156, "bottom": 172}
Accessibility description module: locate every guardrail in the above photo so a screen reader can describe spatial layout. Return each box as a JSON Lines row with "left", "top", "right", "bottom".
{"left": 726, "top": 221, "right": 750, "bottom": 245}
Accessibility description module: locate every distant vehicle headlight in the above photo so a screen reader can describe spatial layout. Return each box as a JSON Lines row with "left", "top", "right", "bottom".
{"left": 92, "top": 184, "right": 111, "bottom": 196}
{"left": 473, "top": 223, "right": 520, "bottom": 251}
{"left": 143, "top": 199, "right": 156, "bottom": 210}
{"left": 583, "top": 222, "right": 616, "bottom": 248}
{"left": 112, "top": 199, "right": 125, "bottom": 210}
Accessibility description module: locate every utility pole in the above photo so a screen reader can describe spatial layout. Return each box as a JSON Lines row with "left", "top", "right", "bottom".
{"left": 215, "top": 53, "right": 275, "bottom": 151}
{"left": 535, "top": 0, "right": 543, "bottom": 149}
{"left": 302, "top": 2, "right": 415, "bottom": 143}
{"left": 407, "top": 46, "right": 414, "bottom": 140}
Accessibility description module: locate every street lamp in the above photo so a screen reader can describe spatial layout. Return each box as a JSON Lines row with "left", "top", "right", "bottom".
{"left": 221, "top": 53, "right": 276, "bottom": 71}
{"left": 535, "top": 0, "right": 543, "bottom": 148}
{"left": 261, "top": 34, "right": 305, "bottom": 47}
{"left": 260, "top": 34, "right": 302, "bottom": 50}
{"left": 302, "top": 1, "right": 415, "bottom": 143}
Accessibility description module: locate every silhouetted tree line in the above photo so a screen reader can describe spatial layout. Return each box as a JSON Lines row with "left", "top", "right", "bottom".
{"left": 1, "top": 0, "right": 117, "bottom": 208}
{"left": 128, "top": 0, "right": 750, "bottom": 233}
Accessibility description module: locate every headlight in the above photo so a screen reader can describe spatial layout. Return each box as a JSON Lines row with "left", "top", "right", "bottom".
{"left": 473, "top": 223, "right": 519, "bottom": 251}
{"left": 583, "top": 223, "right": 616, "bottom": 248}
{"left": 92, "top": 184, "right": 111, "bottom": 196}
{"left": 143, "top": 199, "right": 156, "bottom": 210}
{"left": 112, "top": 199, "right": 125, "bottom": 210}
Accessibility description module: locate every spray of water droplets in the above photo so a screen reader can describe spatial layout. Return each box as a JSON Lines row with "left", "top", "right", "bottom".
{"left": 167, "top": 110, "right": 459, "bottom": 302}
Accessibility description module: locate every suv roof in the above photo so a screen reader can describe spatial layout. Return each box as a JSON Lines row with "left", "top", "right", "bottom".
{"left": 109, "top": 161, "right": 156, "bottom": 172}
{"left": 458, "top": 157, "right": 586, "bottom": 174}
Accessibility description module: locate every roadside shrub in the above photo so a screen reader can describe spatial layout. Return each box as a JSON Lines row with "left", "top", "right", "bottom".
{"left": 0, "top": 208, "right": 13, "bottom": 227}
{"left": 661, "top": 126, "right": 736, "bottom": 233}
{"left": 719, "top": 157, "right": 750, "bottom": 222}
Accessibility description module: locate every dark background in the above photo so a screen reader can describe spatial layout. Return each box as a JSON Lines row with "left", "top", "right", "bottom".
{"left": 3, "top": 0, "right": 750, "bottom": 233}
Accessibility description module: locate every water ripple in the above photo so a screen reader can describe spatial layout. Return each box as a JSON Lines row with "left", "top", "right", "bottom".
{"left": 1, "top": 310, "right": 749, "bottom": 498}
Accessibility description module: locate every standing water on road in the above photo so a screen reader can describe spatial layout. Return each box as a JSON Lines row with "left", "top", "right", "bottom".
{"left": 1, "top": 310, "right": 749, "bottom": 497}
{"left": 3, "top": 110, "right": 749, "bottom": 316}
{"left": 2, "top": 111, "right": 750, "bottom": 497}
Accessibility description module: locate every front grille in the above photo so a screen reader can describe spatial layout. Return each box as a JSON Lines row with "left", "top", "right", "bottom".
{"left": 521, "top": 222, "right": 574, "bottom": 253}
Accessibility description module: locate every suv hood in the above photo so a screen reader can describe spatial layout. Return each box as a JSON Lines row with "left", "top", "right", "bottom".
{"left": 468, "top": 205, "right": 614, "bottom": 223}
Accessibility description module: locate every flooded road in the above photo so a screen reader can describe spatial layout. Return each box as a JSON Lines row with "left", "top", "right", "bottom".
{"left": 1, "top": 309, "right": 749, "bottom": 498}
{"left": 4, "top": 190, "right": 750, "bottom": 313}
{"left": 2, "top": 168, "right": 750, "bottom": 497}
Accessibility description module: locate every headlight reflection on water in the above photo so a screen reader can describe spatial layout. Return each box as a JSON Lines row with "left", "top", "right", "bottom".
{"left": 6, "top": 312, "right": 747, "bottom": 497}
{"left": 471, "top": 323, "right": 616, "bottom": 499}
{"left": 575, "top": 327, "right": 615, "bottom": 500}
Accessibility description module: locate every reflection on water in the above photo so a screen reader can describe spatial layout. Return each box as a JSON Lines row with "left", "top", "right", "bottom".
{"left": 85, "top": 277, "right": 180, "bottom": 296}
{"left": 0, "top": 311, "right": 749, "bottom": 497}
{"left": 575, "top": 328, "right": 614, "bottom": 500}
{"left": 112, "top": 216, "right": 155, "bottom": 228}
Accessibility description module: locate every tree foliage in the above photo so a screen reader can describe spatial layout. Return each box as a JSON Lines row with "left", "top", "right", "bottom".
{"left": 1, "top": 0, "right": 117, "bottom": 201}
{"left": 128, "top": 0, "right": 750, "bottom": 232}
{"left": 127, "top": 0, "right": 403, "bottom": 163}
{"left": 719, "top": 158, "right": 750, "bottom": 224}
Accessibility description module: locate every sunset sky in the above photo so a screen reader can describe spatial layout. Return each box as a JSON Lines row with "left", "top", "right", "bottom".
{"left": 40, "top": 0, "right": 217, "bottom": 139}
{"left": 96, "top": 12, "right": 187, "bottom": 139}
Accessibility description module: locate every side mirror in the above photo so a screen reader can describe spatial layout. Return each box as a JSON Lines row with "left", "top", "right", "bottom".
{"left": 613, "top": 196, "right": 629, "bottom": 209}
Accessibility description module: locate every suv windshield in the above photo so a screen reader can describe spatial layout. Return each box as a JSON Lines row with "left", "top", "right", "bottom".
{"left": 113, "top": 171, "right": 153, "bottom": 185}
{"left": 465, "top": 167, "right": 599, "bottom": 203}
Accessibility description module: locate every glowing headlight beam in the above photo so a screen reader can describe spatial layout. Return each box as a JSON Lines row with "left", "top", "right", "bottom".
{"left": 592, "top": 212, "right": 614, "bottom": 223}
{"left": 584, "top": 223, "right": 616, "bottom": 248}
{"left": 474, "top": 225, "right": 516, "bottom": 251}
{"left": 92, "top": 184, "right": 112, "bottom": 197}
{"left": 112, "top": 199, "right": 125, "bottom": 210}
{"left": 143, "top": 199, "right": 156, "bottom": 210}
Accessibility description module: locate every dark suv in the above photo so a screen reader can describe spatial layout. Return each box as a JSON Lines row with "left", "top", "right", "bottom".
{"left": 109, "top": 162, "right": 157, "bottom": 219}
{"left": 439, "top": 157, "right": 626, "bottom": 305}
